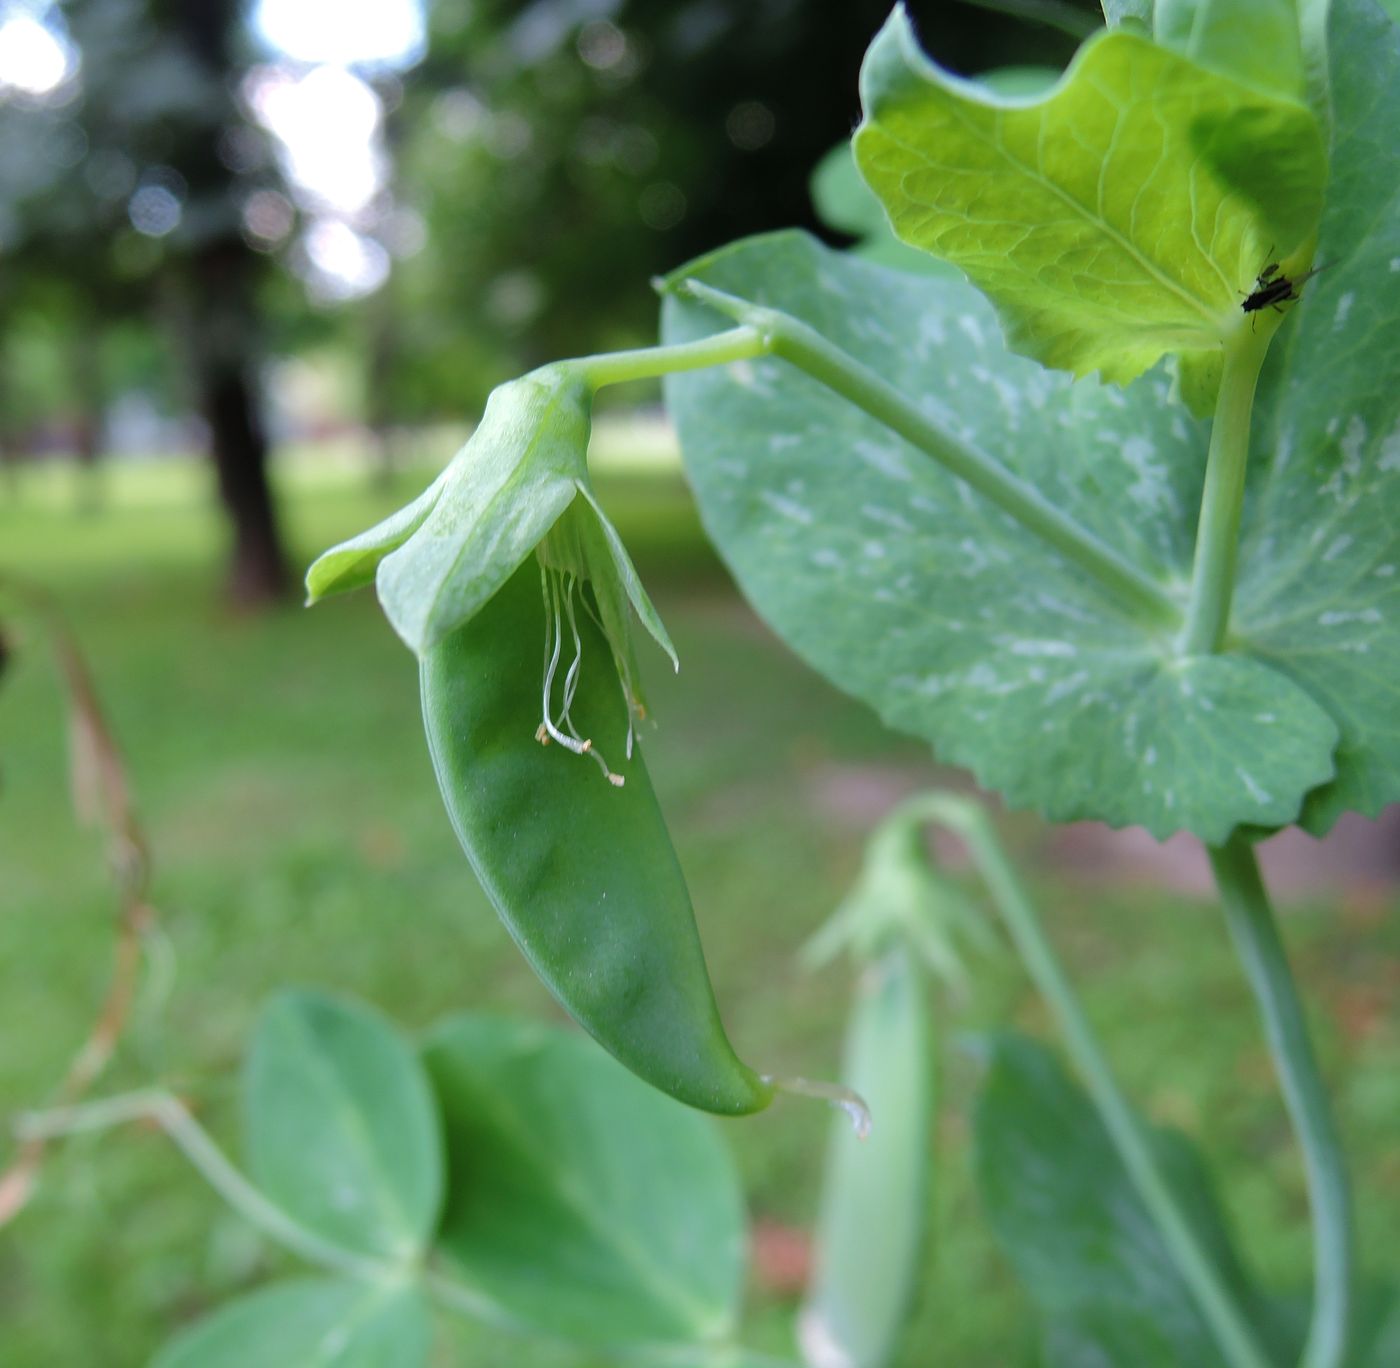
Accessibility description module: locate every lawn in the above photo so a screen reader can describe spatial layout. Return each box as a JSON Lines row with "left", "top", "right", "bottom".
{"left": 2, "top": 448, "right": 1398, "bottom": 1366}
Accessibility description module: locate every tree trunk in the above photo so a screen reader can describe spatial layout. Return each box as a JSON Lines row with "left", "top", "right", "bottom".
{"left": 160, "top": 0, "right": 290, "bottom": 607}
{"left": 71, "top": 329, "right": 105, "bottom": 515}
{"left": 204, "top": 357, "right": 288, "bottom": 605}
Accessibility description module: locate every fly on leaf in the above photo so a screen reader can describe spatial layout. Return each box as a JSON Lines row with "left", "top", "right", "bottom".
{"left": 1241, "top": 260, "right": 1328, "bottom": 316}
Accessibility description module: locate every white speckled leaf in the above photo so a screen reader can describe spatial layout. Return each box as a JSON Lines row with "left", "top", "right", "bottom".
{"left": 1234, "top": 0, "right": 1400, "bottom": 835}
{"left": 662, "top": 231, "right": 1338, "bottom": 842}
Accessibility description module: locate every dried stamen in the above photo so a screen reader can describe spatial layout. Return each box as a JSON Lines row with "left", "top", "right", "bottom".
{"left": 536, "top": 565, "right": 624, "bottom": 786}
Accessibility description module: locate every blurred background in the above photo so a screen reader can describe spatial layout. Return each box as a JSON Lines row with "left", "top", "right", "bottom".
{"left": 2, "top": 1, "right": 1397, "bottom": 1364}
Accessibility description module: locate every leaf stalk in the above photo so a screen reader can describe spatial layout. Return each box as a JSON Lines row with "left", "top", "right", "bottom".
{"left": 675, "top": 279, "right": 1181, "bottom": 629}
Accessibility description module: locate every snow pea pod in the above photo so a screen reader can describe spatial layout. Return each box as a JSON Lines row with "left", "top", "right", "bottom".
{"left": 420, "top": 562, "right": 771, "bottom": 1116}
{"left": 800, "top": 942, "right": 930, "bottom": 1367}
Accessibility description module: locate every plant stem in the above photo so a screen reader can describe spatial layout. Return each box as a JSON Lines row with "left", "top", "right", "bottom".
{"left": 18, "top": 1090, "right": 527, "bottom": 1329}
{"left": 1179, "top": 322, "right": 1274, "bottom": 654}
{"left": 1210, "top": 837, "right": 1353, "bottom": 1368}
{"left": 16, "top": 1091, "right": 398, "bottom": 1283}
{"left": 674, "top": 279, "right": 1180, "bottom": 629}
{"left": 573, "top": 326, "right": 769, "bottom": 389}
{"left": 900, "top": 793, "right": 1275, "bottom": 1368}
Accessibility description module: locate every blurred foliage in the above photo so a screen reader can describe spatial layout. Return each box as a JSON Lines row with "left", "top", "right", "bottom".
{"left": 381, "top": 0, "right": 1097, "bottom": 413}
{"left": 3, "top": 460, "right": 1399, "bottom": 1364}
{"left": 0, "top": 0, "right": 1102, "bottom": 438}
{"left": 0, "top": 0, "right": 282, "bottom": 432}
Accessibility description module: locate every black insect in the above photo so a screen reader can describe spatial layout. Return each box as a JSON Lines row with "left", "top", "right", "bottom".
{"left": 1240, "top": 259, "right": 1327, "bottom": 317}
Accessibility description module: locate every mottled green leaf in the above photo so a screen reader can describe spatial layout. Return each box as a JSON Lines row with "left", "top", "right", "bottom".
{"left": 662, "top": 230, "right": 1339, "bottom": 841}
{"left": 245, "top": 991, "right": 443, "bottom": 1262}
{"left": 420, "top": 563, "right": 770, "bottom": 1114}
{"left": 150, "top": 1278, "right": 431, "bottom": 1368}
{"left": 974, "top": 1034, "right": 1277, "bottom": 1367}
{"left": 423, "top": 1015, "right": 746, "bottom": 1347}
{"left": 855, "top": 9, "right": 1325, "bottom": 399}
{"left": 1234, "top": 0, "right": 1400, "bottom": 833}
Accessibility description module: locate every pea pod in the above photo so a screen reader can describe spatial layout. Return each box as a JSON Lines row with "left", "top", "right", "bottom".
{"left": 310, "top": 367, "right": 769, "bottom": 1115}
{"left": 420, "top": 562, "right": 771, "bottom": 1116}
{"left": 800, "top": 942, "right": 931, "bottom": 1368}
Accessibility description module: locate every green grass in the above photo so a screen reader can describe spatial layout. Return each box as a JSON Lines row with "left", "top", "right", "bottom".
{"left": 2, "top": 453, "right": 1398, "bottom": 1366}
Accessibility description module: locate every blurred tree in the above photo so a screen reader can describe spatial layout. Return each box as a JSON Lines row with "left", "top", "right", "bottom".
{"left": 155, "top": 0, "right": 290, "bottom": 602}
{"left": 0, "top": 0, "right": 291, "bottom": 602}
{"left": 0, "top": 0, "right": 1099, "bottom": 576}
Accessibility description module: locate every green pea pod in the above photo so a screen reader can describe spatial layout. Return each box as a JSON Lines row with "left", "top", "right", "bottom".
{"left": 421, "top": 562, "right": 772, "bottom": 1117}
{"left": 800, "top": 943, "right": 931, "bottom": 1367}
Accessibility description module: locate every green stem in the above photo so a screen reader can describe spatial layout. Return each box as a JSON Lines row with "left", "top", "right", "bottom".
{"left": 898, "top": 794, "right": 1275, "bottom": 1368}
{"left": 1179, "top": 322, "right": 1274, "bottom": 654}
{"left": 18, "top": 1090, "right": 803, "bottom": 1365}
{"left": 675, "top": 279, "right": 1180, "bottom": 629}
{"left": 1210, "top": 837, "right": 1353, "bottom": 1368}
{"left": 573, "top": 325, "right": 769, "bottom": 389}
{"left": 17, "top": 1091, "right": 395, "bottom": 1283}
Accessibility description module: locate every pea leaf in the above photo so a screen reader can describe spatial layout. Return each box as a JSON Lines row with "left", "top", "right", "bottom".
{"left": 420, "top": 563, "right": 771, "bottom": 1115}
{"left": 245, "top": 990, "right": 443, "bottom": 1262}
{"left": 661, "top": 230, "right": 1339, "bottom": 842}
{"left": 854, "top": 9, "right": 1326, "bottom": 400}
{"left": 1233, "top": 0, "right": 1400, "bottom": 834}
{"left": 809, "top": 141, "right": 951, "bottom": 275}
{"left": 150, "top": 1278, "right": 431, "bottom": 1368}
{"left": 973, "top": 1033, "right": 1281, "bottom": 1367}
{"left": 423, "top": 1015, "right": 747, "bottom": 1348}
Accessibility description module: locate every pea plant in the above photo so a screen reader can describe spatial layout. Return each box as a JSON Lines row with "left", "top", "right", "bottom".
{"left": 16, "top": 0, "right": 1400, "bottom": 1363}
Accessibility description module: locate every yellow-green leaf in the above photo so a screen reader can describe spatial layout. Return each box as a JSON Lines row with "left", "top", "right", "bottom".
{"left": 855, "top": 9, "right": 1326, "bottom": 400}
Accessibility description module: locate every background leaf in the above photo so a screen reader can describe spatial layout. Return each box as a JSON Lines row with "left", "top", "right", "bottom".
{"left": 420, "top": 563, "right": 770, "bottom": 1115}
{"left": 661, "top": 230, "right": 1339, "bottom": 841}
{"left": 423, "top": 1015, "right": 747, "bottom": 1348}
{"left": 854, "top": 11, "right": 1325, "bottom": 393}
{"left": 1154, "top": 0, "right": 1308, "bottom": 102}
{"left": 245, "top": 990, "right": 443, "bottom": 1262}
{"left": 973, "top": 1033, "right": 1282, "bottom": 1367}
{"left": 150, "top": 1278, "right": 431, "bottom": 1368}
{"left": 1233, "top": 0, "right": 1400, "bottom": 834}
